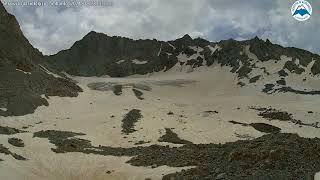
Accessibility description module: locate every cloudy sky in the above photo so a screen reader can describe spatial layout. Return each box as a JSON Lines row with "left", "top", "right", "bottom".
{"left": 3, "top": 0, "right": 320, "bottom": 55}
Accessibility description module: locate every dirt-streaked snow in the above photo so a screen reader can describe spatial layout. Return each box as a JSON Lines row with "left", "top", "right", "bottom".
{"left": 1, "top": 65, "right": 320, "bottom": 179}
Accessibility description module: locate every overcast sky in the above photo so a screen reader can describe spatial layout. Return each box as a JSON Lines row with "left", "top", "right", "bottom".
{"left": 3, "top": 0, "right": 320, "bottom": 55}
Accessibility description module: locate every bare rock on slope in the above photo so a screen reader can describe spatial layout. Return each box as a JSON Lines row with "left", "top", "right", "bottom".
{"left": 0, "top": 2, "right": 82, "bottom": 116}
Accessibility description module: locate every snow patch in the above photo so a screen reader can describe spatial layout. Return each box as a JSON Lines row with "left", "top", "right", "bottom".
{"left": 207, "top": 45, "right": 222, "bottom": 55}
{"left": 189, "top": 46, "right": 203, "bottom": 52}
{"left": 39, "top": 65, "right": 63, "bottom": 78}
{"left": 40, "top": 94, "right": 48, "bottom": 99}
{"left": 132, "top": 59, "right": 148, "bottom": 65}
{"left": 16, "top": 69, "right": 31, "bottom": 75}
{"left": 0, "top": 107, "right": 7, "bottom": 111}
{"left": 168, "top": 43, "right": 176, "bottom": 50}
{"left": 157, "top": 44, "right": 162, "bottom": 56}
{"left": 176, "top": 53, "right": 196, "bottom": 63}
{"left": 167, "top": 63, "right": 194, "bottom": 73}
{"left": 116, "top": 60, "right": 126, "bottom": 64}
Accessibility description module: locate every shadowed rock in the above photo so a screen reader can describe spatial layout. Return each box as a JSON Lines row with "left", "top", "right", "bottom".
{"left": 121, "top": 109, "right": 142, "bottom": 134}
{"left": 251, "top": 107, "right": 320, "bottom": 128}
{"left": 8, "top": 138, "right": 24, "bottom": 147}
{"left": 250, "top": 123, "right": 281, "bottom": 133}
{"left": 134, "top": 140, "right": 151, "bottom": 145}
{"left": 262, "top": 84, "right": 275, "bottom": 93}
{"left": 33, "top": 130, "right": 85, "bottom": 139}
{"left": 278, "top": 69, "right": 288, "bottom": 77}
{"left": 229, "top": 121, "right": 281, "bottom": 133}
{"left": 283, "top": 61, "right": 305, "bottom": 74}
{"left": 158, "top": 128, "right": 192, "bottom": 145}
{"left": 132, "top": 89, "right": 144, "bottom": 100}
{"left": 253, "top": 107, "right": 294, "bottom": 122}
{"left": 0, "top": 144, "right": 26, "bottom": 160}
{"left": 276, "top": 79, "right": 286, "bottom": 86}
{"left": 249, "top": 75, "right": 261, "bottom": 83}
{"left": 0, "top": 126, "right": 26, "bottom": 135}
{"left": 113, "top": 85, "right": 122, "bottom": 96}
{"left": 275, "top": 86, "right": 320, "bottom": 95}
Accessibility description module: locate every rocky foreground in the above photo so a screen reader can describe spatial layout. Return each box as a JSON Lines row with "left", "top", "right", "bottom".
{"left": 31, "top": 130, "right": 320, "bottom": 180}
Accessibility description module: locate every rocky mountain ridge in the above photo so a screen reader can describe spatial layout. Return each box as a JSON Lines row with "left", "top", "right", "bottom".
{"left": 46, "top": 31, "right": 320, "bottom": 79}
{"left": 0, "top": 2, "right": 82, "bottom": 116}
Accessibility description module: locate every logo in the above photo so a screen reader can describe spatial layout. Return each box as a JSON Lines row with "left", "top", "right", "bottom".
{"left": 291, "top": 0, "right": 312, "bottom": 21}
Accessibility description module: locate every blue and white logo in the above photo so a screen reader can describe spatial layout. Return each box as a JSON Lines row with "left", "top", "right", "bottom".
{"left": 291, "top": 0, "right": 312, "bottom": 21}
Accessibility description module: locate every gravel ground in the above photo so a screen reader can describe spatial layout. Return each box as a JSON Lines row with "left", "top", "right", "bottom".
{"left": 33, "top": 130, "right": 320, "bottom": 180}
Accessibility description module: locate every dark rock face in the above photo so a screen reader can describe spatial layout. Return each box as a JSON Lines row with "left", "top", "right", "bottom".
{"left": 0, "top": 2, "right": 82, "bottom": 116}
{"left": 237, "top": 82, "right": 246, "bottom": 87}
{"left": 249, "top": 123, "right": 281, "bottom": 133}
{"left": 253, "top": 107, "right": 294, "bottom": 122}
{"left": 283, "top": 61, "right": 305, "bottom": 74}
{"left": 8, "top": 138, "right": 24, "bottom": 147}
{"left": 113, "top": 85, "right": 123, "bottom": 96}
{"left": 33, "top": 130, "right": 85, "bottom": 139}
{"left": 132, "top": 89, "right": 144, "bottom": 100}
{"left": 278, "top": 70, "right": 288, "bottom": 77}
{"left": 311, "top": 60, "right": 320, "bottom": 75}
{"left": 0, "top": 126, "right": 26, "bottom": 135}
{"left": 262, "top": 84, "right": 275, "bottom": 93}
{"left": 33, "top": 130, "right": 88, "bottom": 153}
{"left": 229, "top": 121, "right": 281, "bottom": 134}
{"left": 46, "top": 31, "right": 180, "bottom": 77}
{"left": 158, "top": 128, "right": 192, "bottom": 145}
{"left": 121, "top": 109, "right": 143, "bottom": 134}
{"left": 275, "top": 86, "right": 320, "bottom": 95}
{"left": 252, "top": 107, "right": 320, "bottom": 128}
{"left": 276, "top": 79, "right": 286, "bottom": 86}
{"left": 262, "top": 83, "right": 320, "bottom": 96}
{"left": 249, "top": 75, "right": 261, "bottom": 83}
{"left": 0, "top": 144, "right": 26, "bottom": 160}
{"left": 247, "top": 37, "right": 316, "bottom": 67}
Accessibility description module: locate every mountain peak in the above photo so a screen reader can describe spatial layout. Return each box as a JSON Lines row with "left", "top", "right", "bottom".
{"left": 88, "top": 30, "right": 98, "bottom": 35}
{"left": 84, "top": 30, "right": 100, "bottom": 37}
{"left": 266, "top": 38, "right": 272, "bottom": 44}
{"left": 253, "top": 36, "right": 260, "bottom": 41}
{"left": 81, "top": 31, "right": 110, "bottom": 42}
{"left": 248, "top": 36, "right": 265, "bottom": 44}
{"left": 181, "top": 34, "right": 193, "bottom": 40}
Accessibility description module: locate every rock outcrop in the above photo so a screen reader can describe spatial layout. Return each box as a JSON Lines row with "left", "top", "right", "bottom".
{"left": 0, "top": 2, "right": 82, "bottom": 116}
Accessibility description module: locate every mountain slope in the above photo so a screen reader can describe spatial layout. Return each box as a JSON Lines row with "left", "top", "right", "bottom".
{"left": 0, "top": 2, "right": 82, "bottom": 116}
